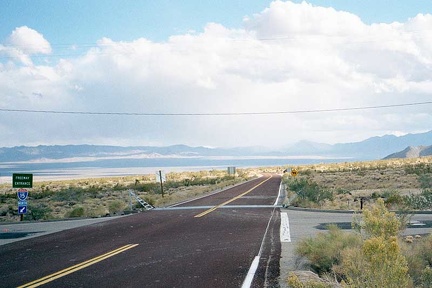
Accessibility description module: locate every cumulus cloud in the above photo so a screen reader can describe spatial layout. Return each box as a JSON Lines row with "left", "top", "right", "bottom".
{"left": 0, "top": 26, "right": 52, "bottom": 66}
{"left": 244, "top": 1, "right": 366, "bottom": 38}
{"left": 0, "top": 1, "right": 431, "bottom": 147}
{"left": 8, "top": 26, "right": 52, "bottom": 55}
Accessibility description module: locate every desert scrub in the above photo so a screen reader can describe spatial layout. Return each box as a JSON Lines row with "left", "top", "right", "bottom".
{"left": 402, "top": 234, "right": 432, "bottom": 287}
{"left": 287, "top": 272, "right": 334, "bottom": 288}
{"left": 0, "top": 169, "right": 254, "bottom": 222}
{"left": 340, "top": 235, "right": 410, "bottom": 288}
{"left": 23, "top": 203, "right": 53, "bottom": 221}
{"left": 403, "top": 189, "right": 432, "bottom": 210}
{"left": 344, "top": 200, "right": 411, "bottom": 287}
{"left": 285, "top": 178, "right": 333, "bottom": 208}
{"left": 293, "top": 199, "right": 412, "bottom": 287}
{"left": 352, "top": 198, "right": 403, "bottom": 239}
{"left": 405, "top": 163, "right": 432, "bottom": 176}
{"left": 295, "top": 225, "right": 362, "bottom": 278}
{"left": 419, "top": 174, "right": 432, "bottom": 189}
{"left": 67, "top": 206, "right": 85, "bottom": 218}
{"left": 108, "top": 200, "right": 126, "bottom": 214}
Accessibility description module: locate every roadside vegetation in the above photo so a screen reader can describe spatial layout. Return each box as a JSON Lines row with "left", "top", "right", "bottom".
{"left": 283, "top": 156, "right": 432, "bottom": 211}
{"left": 283, "top": 156, "right": 432, "bottom": 287}
{"left": 2, "top": 156, "right": 431, "bottom": 221}
{"left": 288, "top": 199, "right": 432, "bottom": 287}
{"left": 0, "top": 168, "right": 258, "bottom": 221}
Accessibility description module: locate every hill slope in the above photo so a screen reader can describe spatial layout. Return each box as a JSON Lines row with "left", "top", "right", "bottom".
{"left": 384, "top": 145, "right": 432, "bottom": 159}
{"left": 1, "top": 130, "right": 431, "bottom": 162}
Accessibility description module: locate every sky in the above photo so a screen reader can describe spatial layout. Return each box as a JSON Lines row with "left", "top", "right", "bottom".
{"left": 0, "top": 0, "right": 431, "bottom": 148}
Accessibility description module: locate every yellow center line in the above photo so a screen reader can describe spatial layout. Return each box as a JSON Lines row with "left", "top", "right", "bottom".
{"left": 18, "top": 244, "right": 139, "bottom": 288}
{"left": 194, "top": 176, "right": 272, "bottom": 218}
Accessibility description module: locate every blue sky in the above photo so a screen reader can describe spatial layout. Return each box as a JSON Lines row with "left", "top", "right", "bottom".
{"left": 0, "top": 1, "right": 432, "bottom": 148}
{"left": 292, "top": 0, "right": 432, "bottom": 24}
{"left": 2, "top": 0, "right": 430, "bottom": 44}
{"left": 1, "top": 1, "right": 269, "bottom": 43}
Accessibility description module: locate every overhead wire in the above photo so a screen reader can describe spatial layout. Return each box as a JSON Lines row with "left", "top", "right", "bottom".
{"left": 0, "top": 101, "right": 431, "bottom": 117}
{"left": 1, "top": 28, "right": 431, "bottom": 60}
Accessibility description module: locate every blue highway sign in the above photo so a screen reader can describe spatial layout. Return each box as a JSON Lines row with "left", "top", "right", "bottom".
{"left": 18, "top": 206, "right": 27, "bottom": 214}
{"left": 17, "top": 189, "right": 29, "bottom": 201}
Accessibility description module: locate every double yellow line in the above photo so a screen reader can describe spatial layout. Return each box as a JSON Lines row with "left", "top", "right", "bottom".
{"left": 18, "top": 244, "right": 139, "bottom": 288}
{"left": 194, "top": 176, "right": 272, "bottom": 218}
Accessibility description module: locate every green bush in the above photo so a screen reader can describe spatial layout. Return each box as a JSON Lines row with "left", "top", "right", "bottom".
{"left": 287, "top": 273, "right": 333, "bottom": 288}
{"left": 67, "top": 206, "right": 85, "bottom": 218}
{"left": 421, "top": 266, "right": 432, "bottom": 288}
{"left": 31, "top": 189, "right": 55, "bottom": 199}
{"left": 293, "top": 199, "right": 412, "bottom": 287}
{"left": 340, "top": 200, "right": 411, "bottom": 287}
{"left": 108, "top": 200, "right": 125, "bottom": 213}
{"left": 136, "top": 182, "right": 158, "bottom": 192}
{"left": 404, "top": 163, "right": 432, "bottom": 175}
{"left": 341, "top": 236, "right": 410, "bottom": 288}
{"left": 25, "top": 203, "right": 53, "bottom": 220}
{"left": 144, "top": 196, "right": 155, "bottom": 206}
{"left": 382, "top": 190, "right": 405, "bottom": 210}
{"left": 403, "top": 189, "right": 432, "bottom": 210}
{"left": 403, "top": 235, "right": 432, "bottom": 287}
{"left": 0, "top": 207, "right": 7, "bottom": 216}
{"left": 53, "top": 188, "right": 86, "bottom": 202}
{"left": 336, "top": 188, "right": 351, "bottom": 195}
{"left": 0, "top": 193, "right": 17, "bottom": 203}
{"left": 353, "top": 199, "right": 402, "bottom": 239}
{"left": 419, "top": 174, "right": 432, "bottom": 189}
{"left": 287, "top": 178, "right": 333, "bottom": 207}
{"left": 295, "top": 225, "right": 362, "bottom": 277}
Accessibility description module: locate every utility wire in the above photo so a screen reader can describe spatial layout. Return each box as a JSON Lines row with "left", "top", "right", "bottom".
{"left": 0, "top": 101, "right": 431, "bottom": 116}
{"left": 1, "top": 28, "right": 431, "bottom": 60}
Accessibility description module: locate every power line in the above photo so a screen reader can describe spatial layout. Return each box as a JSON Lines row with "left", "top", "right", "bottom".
{"left": 0, "top": 101, "right": 431, "bottom": 116}
{"left": 1, "top": 28, "right": 431, "bottom": 61}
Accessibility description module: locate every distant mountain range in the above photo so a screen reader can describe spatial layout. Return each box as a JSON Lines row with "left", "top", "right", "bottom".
{"left": 1, "top": 130, "right": 431, "bottom": 163}
{"left": 384, "top": 145, "right": 432, "bottom": 159}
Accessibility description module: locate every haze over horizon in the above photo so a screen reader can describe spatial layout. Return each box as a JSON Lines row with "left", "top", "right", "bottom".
{"left": 1, "top": 1, "right": 431, "bottom": 148}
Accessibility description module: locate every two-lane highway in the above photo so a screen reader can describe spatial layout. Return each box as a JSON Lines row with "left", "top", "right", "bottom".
{"left": 0, "top": 175, "right": 283, "bottom": 288}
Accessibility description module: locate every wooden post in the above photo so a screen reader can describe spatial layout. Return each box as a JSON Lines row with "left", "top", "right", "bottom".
{"left": 159, "top": 170, "right": 164, "bottom": 198}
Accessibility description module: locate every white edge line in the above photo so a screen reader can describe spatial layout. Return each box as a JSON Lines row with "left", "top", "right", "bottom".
{"left": 280, "top": 212, "right": 291, "bottom": 243}
{"left": 274, "top": 181, "right": 283, "bottom": 206}
{"left": 241, "top": 208, "right": 278, "bottom": 288}
{"left": 241, "top": 256, "right": 260, "bottom": 288}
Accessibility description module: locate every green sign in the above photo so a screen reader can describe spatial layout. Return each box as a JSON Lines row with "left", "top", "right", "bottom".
{"left": 12, "top": 173, "right": 33, "bottom": 188}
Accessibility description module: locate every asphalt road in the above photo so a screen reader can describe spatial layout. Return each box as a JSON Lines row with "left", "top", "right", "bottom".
{"left": 3, "top": 174, "right": 432, "bottom": 288}
{"left": 0, "top": 175, "right": 283, "bottom": 288}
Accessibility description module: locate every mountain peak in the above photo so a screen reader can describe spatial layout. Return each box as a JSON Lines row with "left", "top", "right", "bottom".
{"left": 384, "top": 145, "right": 432, "bottom": 159}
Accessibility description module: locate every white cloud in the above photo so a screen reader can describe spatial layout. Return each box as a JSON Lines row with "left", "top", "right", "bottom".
{"left": 8, "top": 26, "right": 52, "bottom": 55}
{"left": 244, "top": 1, "right": 366, "bottom": 38}
{"left": 0, "top": 1, "right": 431, "bottom": 148}
{"left": 0, "top": 26, "right": 52, "bottom": 66}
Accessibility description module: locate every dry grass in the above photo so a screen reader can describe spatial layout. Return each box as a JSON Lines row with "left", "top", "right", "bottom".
{"left": 286, "top": 156, "right": 432, "bottom": 210}
{"left": 1, "top": 156, "right": 431, "bottom": 221}
{"left": 0, "top": 168, "right": 266, "bottom": 222}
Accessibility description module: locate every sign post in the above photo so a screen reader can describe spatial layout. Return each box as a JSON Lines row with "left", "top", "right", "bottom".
{"left": 13, "top": 174, "right": 33, "bottom": 221}
{"left": 156, "top": 170, "right": 165, "bottom": 198}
